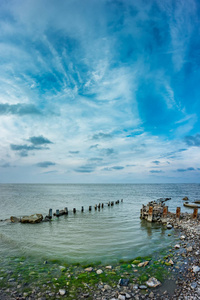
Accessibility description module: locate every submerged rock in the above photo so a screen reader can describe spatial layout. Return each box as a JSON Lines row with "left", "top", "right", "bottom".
{"left": 10, "top": 216, "right": 20, "bottom": 223}
{"left": 20, "top": 214, "right": 43, "bottom": 224}
{"left": 146, "top": 277, "right": 161, "bottom": 288}
{"left": 138, "top": 261, "right": 149, "bottom": 267}
{"left": 96, "top": 269, "right": 103, "bottom": 274}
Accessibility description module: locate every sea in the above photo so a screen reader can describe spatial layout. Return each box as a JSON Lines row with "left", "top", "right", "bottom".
{"left": 0, "top": 183, "right": 200, "bottom": 264}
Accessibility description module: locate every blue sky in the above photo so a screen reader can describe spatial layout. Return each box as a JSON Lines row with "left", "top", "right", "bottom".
{"left": 0, "top": 0, "right": 200, "bottom": 183}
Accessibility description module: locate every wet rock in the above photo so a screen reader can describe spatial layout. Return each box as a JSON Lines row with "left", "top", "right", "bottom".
{"left": 85, "top": 267, "right": 93, "bottom": 272}
{"left": 105, "top": 265, "right": 112, "bottom": 269}
{"left": 96, "top": 269, "right": 103, "bottom": 275}
{"left": 174, "top": 244, "right": 180, "bottom": 249}
{"left": 59, "top": 266, "right": 66, "bottom": 271}
{"left": 182, "top": 197, "right": 189, "bottom": 200}
{"left": 167, "top": 224, "right": 173, "bottom": 229}
{"left": 10, "top": 216, "right": 20, "bottom": 223}
{"left": 180, "top": 235, "right": 186, "bottom": 240}
{"left": 118, "top": 278, "right": 129, "bottom": 286}
{"left": 146, "top": 277, "right": 161, "bottom": 288}
{"left": 20, "top": 214, "right": 43, "bottom": 224}
{"left": 59, "top": 289, "right": 66, "bottom": 295}
{"left": 138, "top": 261, "right": 149, "bottom": 267}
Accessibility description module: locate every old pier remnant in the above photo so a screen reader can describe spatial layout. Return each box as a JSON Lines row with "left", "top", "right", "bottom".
{"left": 140, "top": 200, "right": 169, "bottom": 223}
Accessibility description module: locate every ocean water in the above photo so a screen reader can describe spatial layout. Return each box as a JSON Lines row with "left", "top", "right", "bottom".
{"left": 0, "top": 184, "right": 200, "bottom": 264}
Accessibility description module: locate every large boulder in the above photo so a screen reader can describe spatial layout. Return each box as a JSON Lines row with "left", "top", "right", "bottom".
{"left": 20, "top": 214, "right": 43, "bottom": 224}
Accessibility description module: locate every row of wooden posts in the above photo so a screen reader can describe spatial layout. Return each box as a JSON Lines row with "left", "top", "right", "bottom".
{"left": 146, "top": 205, "right": 198, "bottom": 222}
{"left": 47, "top": 199, "right": 123, "bottom": 219}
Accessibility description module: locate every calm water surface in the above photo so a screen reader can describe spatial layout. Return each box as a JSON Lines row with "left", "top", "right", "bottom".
{"left": 0, "top": 184, "right": 200, "bottom": 264}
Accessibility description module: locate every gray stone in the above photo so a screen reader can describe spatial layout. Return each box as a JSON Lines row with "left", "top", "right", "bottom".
{"left": 96, "top": 269, "right": 103, "bottom": 274}
{"left": 191, "top": 282, "right": 197, "bottom": 289}
{"left": 167, "top": 224, "right": 173, "bottom": 229}
{"left": 59, "top": 289, "right": 66, "bottom": 296}
{"left": 104, "top": 284, "right": 112, "bottom": 290}
{"left": 146, "top": 277, "right": 161, "bottom": 288}
{"left": 187, "top": 246, "right": 193, "bottom": 252}
{"left": 118, "top": 295, "right": 125, "bottom": 300}
{"left": 139, "top": 285, "right": 147, "bottom": 289}
{"left": 192, "top": 266, "right": 200, "bottom": 273}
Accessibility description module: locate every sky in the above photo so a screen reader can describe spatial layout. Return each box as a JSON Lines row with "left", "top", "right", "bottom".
{"left": 0, "top": 0, "right": 200, "bottom": 183}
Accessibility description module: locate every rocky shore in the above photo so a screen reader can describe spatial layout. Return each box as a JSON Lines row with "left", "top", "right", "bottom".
{"left": 0, "top": 212, "right": 200, "bottom": 299}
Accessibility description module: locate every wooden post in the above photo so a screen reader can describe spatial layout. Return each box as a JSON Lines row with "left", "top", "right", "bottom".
{"left": 49, "top": 209, "right": 52, "bottom": 219}
{"left": 81, "top": 206, "right": 84, "bottom": 212}
{"left": 98, "top": 203, "right": 101, "bottom": 209}
{"left": 108, "top": 202, "right": 110, "bottom": 207}
{"left": 73, "top": 208, "right": 76, "bottom": 214}
{"left": 176, "top": 207, "right": 181, "bottom": 219}
{"left": 193, "top": 208, "right": 198, "bottom": 219}
{"left": 64, "top": 207, "right": 68, "bottom": 215}
{"left": 56, "top": 209, "right": 60, "bottom": 217}
{"left": 147, "top": 206, "right": 153, "bottom": 222}
{"left": 101, "top": 203, "right": 104, "bottom": 208}
{"left": 89, "top": 206, "right": 92, "bottom": 211}
{"left": 161, "top": 206, "right": 168, "bottom": 223}
{"left": 111, "top": 201, "right": 114, "bottom": 206}
{"left": 94, "top": 205, "right": 97, "bottom": 210}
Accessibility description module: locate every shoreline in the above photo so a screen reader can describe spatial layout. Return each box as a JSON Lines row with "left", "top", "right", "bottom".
{"left": 0, "top": 213, "right": 200, "bottom": 299}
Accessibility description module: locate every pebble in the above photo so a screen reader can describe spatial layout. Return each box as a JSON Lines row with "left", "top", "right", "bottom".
{"left": 139, "top": 285, "right": 147, "bottom": 289}
{"left": 192, "top": 266, "right": 200, "bottom": 273}
{"left": 187, "top": 246, "right": 193, "bottom": 252}
{"left": 104, "top": 284, "right": 112, "bottom": 290}
{"left": 191, "top": 282, "right": 197, "bottom": 289}
{"left": 105, "top": 265, "right": 112, "bottom": 269}
{"left": 146, "top": 277, "right": 161, "bottom": 288}
{"left": 85, "top": 267, "right": 93, "bottom": 272}
{"left": 175, "top": 244, "right": 180, "bottom": 249}
{"left": 59, "top": 289, "right": 66, "bottom": 296}
{"left": 118, "top": 295, "right": 125, "bottom": 300}
{"left": 96, "top": 269, "right": 103, "bottom": 274}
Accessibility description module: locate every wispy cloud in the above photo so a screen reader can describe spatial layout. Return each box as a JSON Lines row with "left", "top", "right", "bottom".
{"left": 35, "top": 161, "right": 56, "bottom": 168}
{"left": 0, "top": 103, "right": 41, "bottom": 116}
{"left": 103, "top": 166, "right": 124, "bottom": 171}
{"left": 92, "top": 132, "right": 113, "bottom": 140}
{"left": 152, "top": 160, "right": 160, "bottom": 165}
{"left": 150, "top": 170, "right": 164, "bottom": 173}
{"left": 28, "top": 136, "right": 53, "bottom": 145}
{"left": 176, "top": 167, "right": 195, "bottom": 172}
{"left": 69, "top": 151, "right": 80, "bottom": 154}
